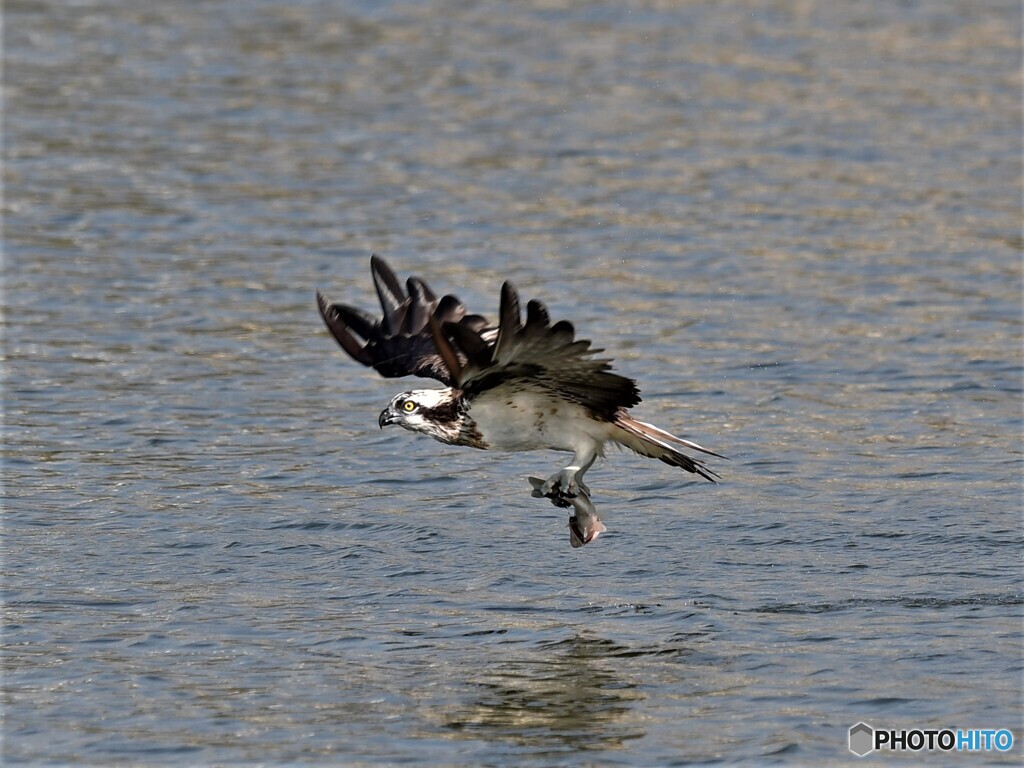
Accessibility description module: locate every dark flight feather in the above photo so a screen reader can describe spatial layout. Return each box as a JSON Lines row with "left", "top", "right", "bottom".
{"left": 429, "top": 315, "right": 464, "bottom": 383}
{"left": 445, "top": 282, "right": 642, "bottom": 420}
{"left": 316, "top": 255, "right": 491, "bottom": 386}
{"left": 317, "top": 260, "right": 641, "bottom": 419}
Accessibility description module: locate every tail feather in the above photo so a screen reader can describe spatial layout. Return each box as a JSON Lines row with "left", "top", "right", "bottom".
{"left": 613, "top": 413, "right": 723, "bottom": 483}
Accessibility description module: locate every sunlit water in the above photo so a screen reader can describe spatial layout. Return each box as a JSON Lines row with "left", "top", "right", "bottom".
{"left": 4, "top": 1, "right": 1021, "bottom": 764}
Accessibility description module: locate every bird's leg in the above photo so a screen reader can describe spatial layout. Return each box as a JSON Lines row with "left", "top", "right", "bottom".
{"left": 526, "top": 449, "right": 606, "bottom": 546}
{"left": 538, "top": 449, "right": 596, "bottom": 504}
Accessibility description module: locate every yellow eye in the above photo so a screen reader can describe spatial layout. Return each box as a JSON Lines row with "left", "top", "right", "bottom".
{"left": 402, "top": 400, "right": 416, "bottom": 412}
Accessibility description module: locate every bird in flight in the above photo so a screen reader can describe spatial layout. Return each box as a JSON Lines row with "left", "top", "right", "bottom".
{"left": 316, "top": 256, "right": 722, "bottom": 547}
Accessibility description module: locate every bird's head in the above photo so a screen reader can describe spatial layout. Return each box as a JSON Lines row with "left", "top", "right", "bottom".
{"left": 378, "top": 388, "right": 461, "bottom": 444}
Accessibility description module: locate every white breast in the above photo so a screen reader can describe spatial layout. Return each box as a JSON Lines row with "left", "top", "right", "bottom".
{"left": 466, "top": 389, "right": 610, "bottom": 455}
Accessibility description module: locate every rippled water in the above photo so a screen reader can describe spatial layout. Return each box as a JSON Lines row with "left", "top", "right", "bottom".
{"left": 5, "top": 1, "right": 1022, "bottom": 764}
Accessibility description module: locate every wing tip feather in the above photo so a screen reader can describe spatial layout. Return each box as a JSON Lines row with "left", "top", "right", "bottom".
{"left": 316, "top": 291, "right": 374, "bottom": 365}
{"left": 428, "top": 315, "right": 464, "bottom": 383}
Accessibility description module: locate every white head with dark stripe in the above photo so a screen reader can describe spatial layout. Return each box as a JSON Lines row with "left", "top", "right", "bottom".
{"left": 378, "top": 389, "right": 464, "bottom": 444}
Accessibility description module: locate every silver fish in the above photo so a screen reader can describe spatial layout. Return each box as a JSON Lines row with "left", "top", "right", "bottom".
{"left": 565, "top": 490, "right": 607, "bottom": 548}
{"left": 528, "top": 477, "right": 608, "bottom": 548}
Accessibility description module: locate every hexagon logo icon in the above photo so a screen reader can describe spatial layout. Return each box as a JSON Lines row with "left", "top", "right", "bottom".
{"left": 849, "top": 722, "right": 875, "bottom": 756}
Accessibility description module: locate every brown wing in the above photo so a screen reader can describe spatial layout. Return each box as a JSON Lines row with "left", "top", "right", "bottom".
{"left": 436, "top": 281, "right": 641, "bottom": 420}
{"left": 316, "top": 255, "right": 490, "bottom": 386}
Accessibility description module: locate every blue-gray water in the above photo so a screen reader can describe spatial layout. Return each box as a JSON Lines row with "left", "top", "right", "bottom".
{"left": 4, "top": 1, "right": 1022, "bottom": 765}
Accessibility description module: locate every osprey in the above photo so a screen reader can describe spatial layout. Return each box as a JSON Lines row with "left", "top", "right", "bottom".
{"left": 316, "top": 256, "right": 722, "bottom": 547}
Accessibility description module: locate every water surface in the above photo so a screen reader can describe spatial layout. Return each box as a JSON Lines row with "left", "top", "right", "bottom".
{"left": 4, "top": 0, "right": 1021, "bottom": 764}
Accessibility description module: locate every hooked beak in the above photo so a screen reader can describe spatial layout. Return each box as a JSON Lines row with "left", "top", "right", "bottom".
{"left": 378, "top": 408, "right": 395, "bottom": 429}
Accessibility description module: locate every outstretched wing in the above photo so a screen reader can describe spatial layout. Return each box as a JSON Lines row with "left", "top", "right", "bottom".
{"left": 436, "top": 281, "right": 641, "bottom": 420}
{"left": 316, "top": 255, "right": 491, "bottom": 385}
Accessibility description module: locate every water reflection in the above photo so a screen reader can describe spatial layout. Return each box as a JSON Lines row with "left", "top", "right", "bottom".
{"left": 445, "top": 634, "right": 646, "bottom": 752}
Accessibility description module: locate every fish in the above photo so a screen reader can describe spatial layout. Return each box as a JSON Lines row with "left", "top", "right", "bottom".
{"left": 528, "top": 477, "right": 608, "bottom": 548}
